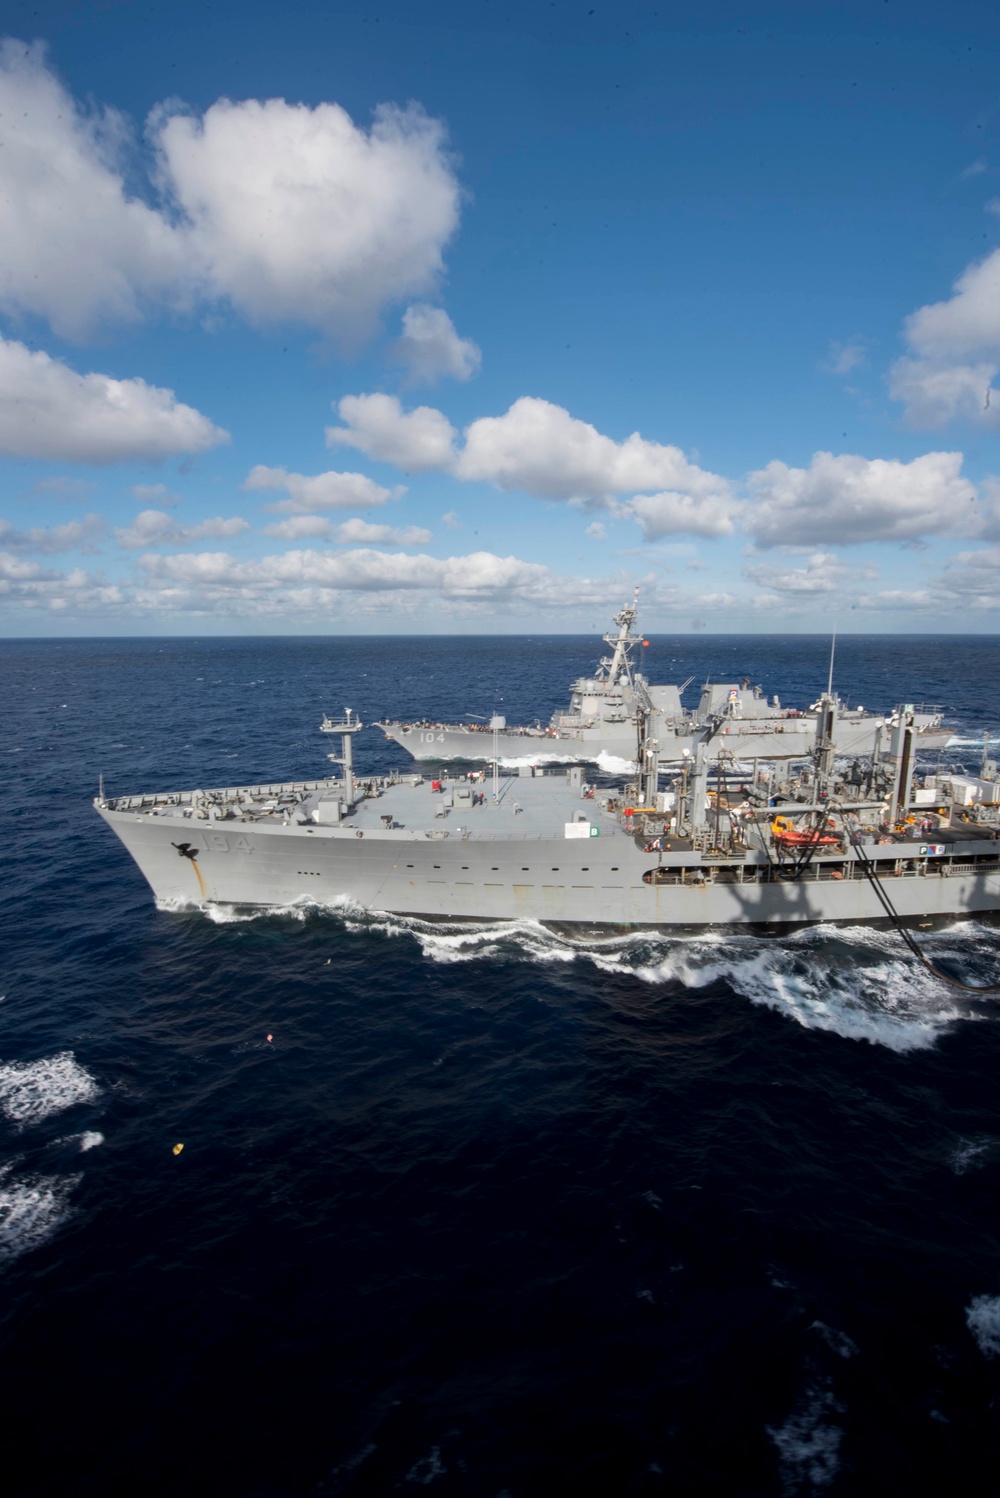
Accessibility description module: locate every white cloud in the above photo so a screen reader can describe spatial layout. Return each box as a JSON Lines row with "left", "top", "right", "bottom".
{"left": 0, "top": 42, "right": 462, "bottom": 342}
{"left": 747, "top": 450, "right": 977, "bottom": 546}
{"left": 691, "top": 591, "right": 738, "bottom": 611}
{"left": 328, "top": 392, "right": 733, "bottom": 536}
{"left": 244, "top": 464, "right": 400, "bottom": 512}
{"left": 0, "top": 40, "right": 186, "bottom": 339}
{"left": 0, "top": 551, "right": 125, "bottom": 611}
{"left": 138, "top": 547, "right": 549, "bottom": 599}
{"left": 935, "top": 548, "right": 1000, "bottom": 607}
{"left": 158, "top": 99, "right": 460, "bottom": 340}
{"left": 327, "top": 393, "right": 458, "bottom": 471}
{"left": 441, "top": 510, "right": 461, "bottom": 529}
{"left": 116, "top": 561, "right": 673, "bottom": 620}
{"left": 0, "top": 336, "right": 228, "bottom": 463}
{"left": 391, "top": 304, "right": 481, "bottom": 384}
{"left": 888, "top": 358, "right": 1000, "bottom": 429}
{"left": 131, "top": 483, "right": 171, "bottom": 501}
{"left": 849, "top": 550, "right": 1000, "bottom": 615}
{"left": 616, "top": 490, "right": 736, "bottom": 540}
{"left": 745, "top": 550, "right": 847, "bottom": 594}
{"left": 262, "top": 516, "right": 431, "bottom": 544}
{"left": 0, "top": 551, "right": 62, "bottom": 581}
{"left": 333, "top": 519, "right": 432, "bottom": 545}
{"left": 0, "top": 514, "right": 105, "bottom": 552}
{"left": 260, "top": 515, "right": 337, "bottom": 541}
{"left": 892, "top": 246, "right": 1000, "bottom": 427}
{"left": 823, "top": 337, "right": 867, "bottom": 376}
{"left": 115, "top": 509, "right": 250, "bottom": 549}
{"left": 585, "top": 521, "right": 607, "bottom": 541}
{"left": 962, "top": 158, "right": 988, "bottom": 179}
{"left": 454, "top": 397, "right": 732, "bottom": 507}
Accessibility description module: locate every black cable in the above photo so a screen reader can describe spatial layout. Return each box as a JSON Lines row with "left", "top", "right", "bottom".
{"left": 837, "top": 808, "right": 1000, "bottom": 996}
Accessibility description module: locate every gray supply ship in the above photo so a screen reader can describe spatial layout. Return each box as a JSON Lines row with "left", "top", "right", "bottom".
{"left": 377, "top": 592, "right": 953, "bottom": 766}
{"left": 95, "top": 698, "right": 1000, "bottom": 934}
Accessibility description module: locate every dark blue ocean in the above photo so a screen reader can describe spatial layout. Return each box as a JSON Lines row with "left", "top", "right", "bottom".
{"left": 5, "top": 633, "right": 1000, "bottom": 1496}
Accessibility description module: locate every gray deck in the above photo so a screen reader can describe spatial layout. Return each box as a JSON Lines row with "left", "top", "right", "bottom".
{"left": 325, "top": 772, "right": 629, "bottom": 842}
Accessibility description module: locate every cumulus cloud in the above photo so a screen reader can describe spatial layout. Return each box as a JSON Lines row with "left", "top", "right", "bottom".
{"left": 327, "top": 392, "right": 734, "bottom": 535}
{"left": 0, "top": 551, "right": 125, "bottom": 611}
{"left": 747, "top": 450, "right": 977, "bottom": 546}
{"left": 333, "top": 519, "right": 431, "bottom": 545}
{"left": 892, "top": 246, "right": 1000, "bottom": 427}
{"left": 158, "top": 99, "right": 460, "bottom": 340}
{"left": 115, "top": 509, "right": 250, "bottom": 549}
{"left": 888, "top": 358, "right": 1000, "bottom": 429}
{"left": 616, "top": 490, "right": 736, "bottom": 540}
{"left": 745, "top": 551, "right": 848, "bottom": 594}
{"left": 327, "top": 393, "right": 458, "bottom": 471}
{"left": 0, "top": 336, "right": 228, "bottom": 463}
{"left": 244, "top": 464, "right": 401, "bottom": 512}
{"left": 0, "top": 40, "right": 462, "bottom": 342}
{"left": 935, "top": 548, "right": 1000, "bottom": 607}
{"left": 390, "top": 304, "right": 481, "bottom": 384}
{"left": 0, "top": 551, "right": 62, "bottom": 582}
{"left": 262, "top": 516, "right": 432, "bottom": 544}
{"left": 260, "top": 515, "right": 338, "bottom": 541}
{"left": 905, "top": 253, "right": 1000, "bottom": 360}
{"left": 138, "top": 547, "right": 549, "bottom": 599}
{"left": 0, "top": 40, "right": 186, "bottom": 339}
{"left": 0, "top": 514, "right": 105, "bottom": 552}
{"left": 454, "top": 397, "right": 732, "bottom": 508}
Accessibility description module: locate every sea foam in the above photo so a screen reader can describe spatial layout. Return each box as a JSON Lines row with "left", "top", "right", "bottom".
{"left": 368, "top": 914, "right": 967, "bottom": 1052}
{"left": 0, "top": 1052, "right": 100, "bottom": 1128}
{"left": 967, "top": 1294, "right": 1000, "bottom": 1358}
{"left": 768, "top": 1381, "right": 844, "bottom": 1492}
{"left": 154, "top": 893, "right": 994, "bottom": 1053}
{"left": 0, "top": 1165, "right": 81, "bottom": 1266}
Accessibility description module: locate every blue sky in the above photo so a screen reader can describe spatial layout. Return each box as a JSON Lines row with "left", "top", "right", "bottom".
{"left": 2, "top": 0, "right": 1000, "bottom": 633}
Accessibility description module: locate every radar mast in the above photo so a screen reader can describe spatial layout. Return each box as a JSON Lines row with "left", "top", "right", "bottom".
{"left": 597, "top": 587, "right": 642, "bottom": 687}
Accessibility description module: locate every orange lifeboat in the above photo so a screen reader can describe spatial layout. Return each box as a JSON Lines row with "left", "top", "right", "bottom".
{"left": 771, "top": 815, "right": 841, "bottom": 848}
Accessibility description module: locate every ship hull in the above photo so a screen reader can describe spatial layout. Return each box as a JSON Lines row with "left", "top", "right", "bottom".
{"left": 379, "top": 721, "right": 954, "bottom": 766}
{"left": 97, "top": 803, "right": 1000, "bottom": 933}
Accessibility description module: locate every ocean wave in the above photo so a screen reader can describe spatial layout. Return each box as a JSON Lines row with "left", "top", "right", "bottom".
{"left": 0, "top": 1165, "right": 81, "bottom": 1267}
{"left": 0, "top": 1052, "right": 100, "bottom": 1128}
{"left": 156, "top": 893, "right": 338, "bottom": 924}
{"left": 153, "top": 893, "right": 995, "bottom": 1051}
{"left": 967, "top": 1294, "right": 1000, "bottom": 1358}
{"left": 362, "top": 915, "right": 969, "bottom": 1052}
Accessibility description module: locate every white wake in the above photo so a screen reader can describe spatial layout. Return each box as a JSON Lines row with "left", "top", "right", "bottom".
{"left": 155, "top": 896, "right": 999, "bottom": 1052}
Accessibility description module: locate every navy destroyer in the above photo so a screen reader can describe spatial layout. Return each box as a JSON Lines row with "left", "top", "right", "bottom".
{"left": 95, "top": 698, "right": 1000, "bottom": 933}
{"left": 377, "top": 592, "right": 952, "bottom": 766}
